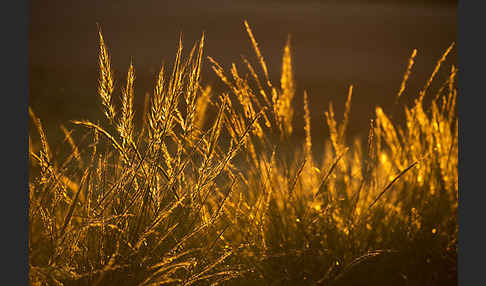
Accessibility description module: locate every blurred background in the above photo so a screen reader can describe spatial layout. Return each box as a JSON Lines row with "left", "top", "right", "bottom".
{"left": 30, "top": 0, "right": 457, "bottom": 145}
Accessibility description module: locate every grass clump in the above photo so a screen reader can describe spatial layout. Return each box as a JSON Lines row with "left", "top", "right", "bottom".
{"left": 29, "top": 21, "right": 457, "bottom": 285}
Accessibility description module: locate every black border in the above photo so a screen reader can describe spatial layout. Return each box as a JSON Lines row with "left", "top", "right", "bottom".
{"left": 458, "top": 0, "right": 482, "bottom": 285}
{"left": 4, "top": 0, "right": 29, "bottom": 284}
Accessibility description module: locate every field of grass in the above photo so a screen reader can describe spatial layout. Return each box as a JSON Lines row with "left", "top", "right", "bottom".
{"left": 29, "top": 21, "right": 457, "bottom": 285}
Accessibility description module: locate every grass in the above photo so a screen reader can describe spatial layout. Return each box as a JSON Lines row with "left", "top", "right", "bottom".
{"left": 29, "top": 21, "right": 457, "bottom": 285}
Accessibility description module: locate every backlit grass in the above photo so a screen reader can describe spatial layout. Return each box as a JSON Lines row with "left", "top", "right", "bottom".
{"left": 29, "top": 21, "right": 457, "bottom": 285}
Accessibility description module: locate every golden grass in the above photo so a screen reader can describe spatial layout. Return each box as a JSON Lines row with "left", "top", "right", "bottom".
{"left": 97, "top": 25, "right": 116, "bottom": 124}
{"left": 29, "top": 21, "right": 458, "bottom": 285}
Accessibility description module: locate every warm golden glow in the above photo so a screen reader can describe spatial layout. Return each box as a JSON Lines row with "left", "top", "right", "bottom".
{"left": 29, "top": 21, "right": 457, "bottom": 286}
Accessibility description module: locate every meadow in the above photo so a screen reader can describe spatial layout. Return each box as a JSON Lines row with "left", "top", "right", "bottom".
{"left": 29, "top": 21, "right": 457, "bottom": 285}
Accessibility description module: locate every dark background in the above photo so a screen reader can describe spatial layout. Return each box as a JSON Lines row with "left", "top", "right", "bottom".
{"left": 22, "top": 1, "right": 486, "bottom": 285}
{"left": 30, "top": 0, "right": 457, "bottom": 144}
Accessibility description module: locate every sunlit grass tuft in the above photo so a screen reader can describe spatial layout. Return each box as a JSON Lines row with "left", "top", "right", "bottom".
{"left": 29, "top": 22, "right": 457, "bottom": 285}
